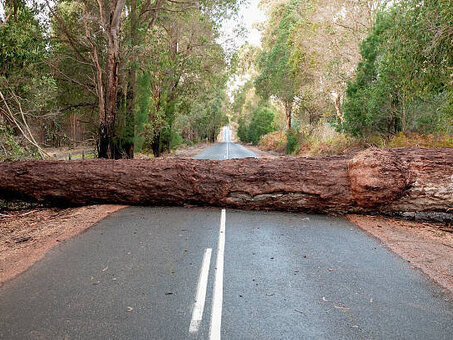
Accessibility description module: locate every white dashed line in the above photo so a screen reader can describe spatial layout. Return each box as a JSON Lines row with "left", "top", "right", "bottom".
{"left": 189, "top": 248, "right": 213, "bottom": 333}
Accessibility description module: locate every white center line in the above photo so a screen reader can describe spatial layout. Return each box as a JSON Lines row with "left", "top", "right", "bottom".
{"left": 210, "top": 209, "right": 226, "bottom": 340}
{"left": 189, "top": 248, "right": 213, "bottom": 333}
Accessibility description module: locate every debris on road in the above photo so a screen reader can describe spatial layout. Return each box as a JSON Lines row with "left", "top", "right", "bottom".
{"left": 0, "top": 205, "right": 126, "bottom": 286}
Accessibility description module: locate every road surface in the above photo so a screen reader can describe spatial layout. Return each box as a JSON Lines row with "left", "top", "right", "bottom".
{"left": 0, "top": 127, "right": 452, "bottom": 339}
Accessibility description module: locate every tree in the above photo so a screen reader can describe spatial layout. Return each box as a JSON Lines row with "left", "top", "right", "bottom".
{"left": 288, "top": 0, "right": 385, "bottom": 126}
{"left": 343, "top": 0, "right": 453, "bottom": 137}
{"left": 48, "top": 0, "right": 126, "bottom": 158}
{"left": 133, "top": 7, "right": 231, "bottom": 156}
{"left": 0, "top": 0, "right": 52, "bottom": 159}
{"left": 237, "top": 106, "right": 276, "bottom": 145}
{"left": 255, "top": 0, "right": 301, "bottom": 130}
{"left": 47, "top": 0, "right": 241, "bottom": 158}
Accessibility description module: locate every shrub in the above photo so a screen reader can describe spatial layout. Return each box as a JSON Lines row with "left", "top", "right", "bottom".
{"left": 237, "top": 106, "right": 276, "bottom": 145}
{"left": 386, "top": 132, "right": 453, "bottom": 148}
{"left": 285, "top": 129, "right": 300, "bottom": 155}
{"left": 258, "top": 131, "right": 286, "bottom": 153}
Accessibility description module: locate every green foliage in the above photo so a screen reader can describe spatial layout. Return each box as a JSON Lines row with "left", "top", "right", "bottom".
{"left": 343, "top": 0, "right": 453, "bottom": 137}
{"left": 0, "top": 3, "right": 45, "bottom": 78}
{"left": 285, "top": 128, "right": 300, "bottom": 154}
{"left": 0, "top": 124, "right": 37, "bottom": 161}
{"left": 255, "top": 0, "right": 301, "bottom": 107}
{"left": 133, "top": 9, "right": 231, "bottom": 155}
{"left": 237, "top": 106, "right": 276, "bottom": 145}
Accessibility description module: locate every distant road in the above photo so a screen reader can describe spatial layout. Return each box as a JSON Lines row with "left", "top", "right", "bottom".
{"left": 0, "top": 126, "right": 452, "bottom": 339}
{"left": 195, "top": 126, "right": 256, "bottom": 160}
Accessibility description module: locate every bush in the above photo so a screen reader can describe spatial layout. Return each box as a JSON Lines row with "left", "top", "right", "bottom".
{"left": 258, "top": 131, "right": 286, "bottom": 153}
{"left": 285, "top": 129, "right": 300, "bottom": 155}
{"left": 0, "top": 124, "right": 37, "bottom": 161}
{"left": 237, "top": 106, "right": 276, "bottom": 145}
{"left": 342, "top": 3, "right": 453, "bottom": 138}
{"left": 386, "top": 132, "right": 453, "bottom": 148}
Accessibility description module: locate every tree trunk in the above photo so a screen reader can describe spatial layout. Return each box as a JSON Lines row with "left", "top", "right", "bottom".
{"left": 97, "top": 0, "right": 127, "bottom": 159}
{"left": 122, "top": 0, "right": 138, "bottom": 159}
{"left": 284, "top": 101, "right": 292, "bottom": 130}
{"left": 334, "top": 94, "right": 344, "bottom": 124}
{"left": 151, "top": 131, "right": 161, "bottom": 157}
{"left": 0, "top": 148, "right": 451, "bottom": 220}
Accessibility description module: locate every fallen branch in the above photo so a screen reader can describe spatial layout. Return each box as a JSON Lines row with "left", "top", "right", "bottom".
{"left": 0, "top": 90, "right": 49, "bottom": 159}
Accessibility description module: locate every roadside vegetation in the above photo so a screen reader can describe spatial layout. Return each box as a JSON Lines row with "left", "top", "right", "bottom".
{"left": 232, "top": 0, "right": 452, "bottom": 155}
{"left": 1, "top": 0, "right": 451, "bottom": 161}
{"left": 0, "top": 0, "right": 240, "bottom": 161}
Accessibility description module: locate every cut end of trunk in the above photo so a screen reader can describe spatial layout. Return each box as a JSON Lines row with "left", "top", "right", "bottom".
{"left": 348, "top": 148, "right": 410, "bottom": 208}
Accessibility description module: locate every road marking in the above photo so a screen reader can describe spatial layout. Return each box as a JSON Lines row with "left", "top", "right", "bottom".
{"left": 226, "top": 142, "right": 229, "bottom": 159}
{"left": 189, "top": 248, "right": 213, "bottom": 333}
{"left": 210, "top": 209, "right": 226, "bottom": 340}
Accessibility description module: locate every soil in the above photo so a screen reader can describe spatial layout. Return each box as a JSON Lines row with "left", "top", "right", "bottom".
{"left": 347, "top": 214, "right": 453, "bottom": 295}
{"left": 44, "top": 146, "right": 95, "bottom": 160}
{"left": 0, "top": 205, "right": 126, "bottom": 286}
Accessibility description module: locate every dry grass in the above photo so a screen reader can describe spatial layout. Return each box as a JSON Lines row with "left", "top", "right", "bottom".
{"left": 386, "top": 132, "right": 453, "bottom": 148}
{"left": 257, "top": 125, "right": 453, "bottom": 157}
{"left": 258, "top": 131, "right": 287, "bottom": 153}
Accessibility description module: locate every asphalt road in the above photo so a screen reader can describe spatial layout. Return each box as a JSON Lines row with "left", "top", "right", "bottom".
{"left": 194, "top": 127, "right": 256, "bottom": 160}
{"left": 0, "top": 127, "right": 452, "bottom": 339}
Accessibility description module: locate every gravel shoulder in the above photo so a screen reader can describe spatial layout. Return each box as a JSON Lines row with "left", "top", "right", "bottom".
{"left": 0, "top": 205, "right": 126, "bottom": 286}
{"left": 347, "top": 214, "right": 453, "bottom": 295}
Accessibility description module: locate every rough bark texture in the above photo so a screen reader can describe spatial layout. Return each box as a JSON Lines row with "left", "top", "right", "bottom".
{"left": 0, "top": 148, "right": 451, "bottom": 218}
{"left": 97, "top": 0, "right": 127, "bottom": 159}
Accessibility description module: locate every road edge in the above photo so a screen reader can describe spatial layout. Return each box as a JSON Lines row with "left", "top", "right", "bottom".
{"left": 0, "top": 205, "right": 127, "bottom": 287}
{"left": 347, "top": 214, "right": 453, "bottom": 297}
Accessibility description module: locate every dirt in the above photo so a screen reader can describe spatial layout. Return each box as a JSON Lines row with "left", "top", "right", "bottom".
{"left": 347, "top": 214, "right": 453, "bottom": 295}
{"left": 0, "top": 205, "right": 126, "bottom": 286}
{"left": 44, "top": 146, "right": 95, "bottom": 160}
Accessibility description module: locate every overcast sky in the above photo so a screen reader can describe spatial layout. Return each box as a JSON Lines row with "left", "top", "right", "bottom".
{"left": 219, "top": 0, "right": 266, "bottom": 53}
{"left": 238, "top": 0, "right": 266, "bottom": 47}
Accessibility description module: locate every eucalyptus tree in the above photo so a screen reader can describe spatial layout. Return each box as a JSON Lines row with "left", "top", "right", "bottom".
{"left": 0, "top": 0, "right": 53, "bottom": 159}
{"left": 133, "top": 5, "right": 232, "bottom": 156}
{"left": 48, "top": 0, "right": 241, "bottom": 159}
{"left": 254, "top": 0, "right": 301, "bottom": 130}
{"left": 343, "top": 0, "right": 453, "bottom": 136}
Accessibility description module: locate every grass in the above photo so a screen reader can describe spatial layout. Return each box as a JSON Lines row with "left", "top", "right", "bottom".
{"left": 258, "top": 124, "right": 453, "bottom": 157}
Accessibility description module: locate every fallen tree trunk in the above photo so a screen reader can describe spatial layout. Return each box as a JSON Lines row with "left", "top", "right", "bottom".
{"left": 0, "top": 148, "right": 451, "bottom": 218}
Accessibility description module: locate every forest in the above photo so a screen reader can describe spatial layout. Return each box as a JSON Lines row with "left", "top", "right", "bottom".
{"left": 0, "top": 0, "right": 239, "bottom": 160}
{"left": 0, "top": 0, "right": 452, "bottom": 160}
{"left": 234, "top": 0, "right": 452, "bottom": 155}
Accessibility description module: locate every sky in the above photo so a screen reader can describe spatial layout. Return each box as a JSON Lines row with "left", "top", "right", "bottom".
{"left": 219, "top": 0, "right": 267, "bottom": 53}
{"left": 219, "top": 0, "right": 266, "bottom": 98}
{"left": 237, "top": 0, "right": 266, "bottom": 47}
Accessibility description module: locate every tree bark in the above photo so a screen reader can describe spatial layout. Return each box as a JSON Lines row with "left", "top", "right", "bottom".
{"left": 123, "top": 0, "right": 138, "bottom": 159}
{"left": 97, "top": 0, "right": 127, "bottom": 159}
{"left": 284, "top": 101, "right": 292, "bottom": 130}
{"left": 334, "top": 94, "right": 344, "bottom": 124}
{"left": 0, "top": 148, "right": 451, "bottom": 219}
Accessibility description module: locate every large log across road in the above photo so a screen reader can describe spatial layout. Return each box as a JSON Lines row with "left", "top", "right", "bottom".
{"left": 0, "top": 148, "right": 451, "bottom": 218}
